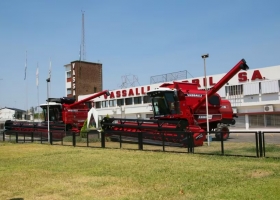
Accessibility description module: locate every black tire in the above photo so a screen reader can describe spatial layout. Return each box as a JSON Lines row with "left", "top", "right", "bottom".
{"left": 215, "top": 126, "right": 230, "bottom": 141}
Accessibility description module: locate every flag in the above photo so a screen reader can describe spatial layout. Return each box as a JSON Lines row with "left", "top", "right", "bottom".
{"left": 24, "top": 51, "right": 27, "bottom": 80}
{"left": 36, "top": 65, "right": 39, "bottom": 87}
{"left": 49, "top": 59, "right": 52, "bottom": 79}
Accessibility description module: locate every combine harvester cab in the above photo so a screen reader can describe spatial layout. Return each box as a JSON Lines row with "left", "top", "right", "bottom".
{"left": 101, "top": 59, "right": 249, "bottom": 147}
{"left": 4, "top": 90, "right": 110, "bottom": 140}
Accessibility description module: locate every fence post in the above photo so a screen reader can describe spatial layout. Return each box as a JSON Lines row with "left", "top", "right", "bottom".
{"left": 50, "top": 132, "right": 53, "bottom": 145}
{"left": 138, "top": 132, "right": 143, "bottom": 150}
{"left": 262, "top": 132, "right": 265, "bottom": 157}
{"left": 31, "top": 132, "right": 34, "bottom": 143}
{"left": 162, "top": 132, "right": 165, "bottom": 152}
{"left": 119, "top": 132, "right": 122, "bottom": 149}
{"left": 41, "top": 132, "right": 43, "bottom": 144}
{"left": 2, "top": 131, "right": 5, "bottom": 142}
{"left": 101, "top": 131, "right": 105, "bottom": 148}
{"left": 187, "top": 132, "right": 194, "bottom": 153}
{"left": 16, "top": 132, "right": 18, "bottom": 143}
{"left": 72, "top": 132, "right": 76, "bottom": 147}
{"left": 87, "top": 132, "right": 89, "bottom": 147}
{"left": 255, "top": 132, "right": 259, "bottom": 157}
{"left": 221, "top": 131, "right": 224, "bottom": 155}
{"left": 61, "top": 132, "right": 63, "bottom": 145}
{"left": 258, "top": 131, "right": 263, "bottom": 157}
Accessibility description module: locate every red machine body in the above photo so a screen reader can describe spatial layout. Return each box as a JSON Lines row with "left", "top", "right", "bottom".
{"left": 101, "top": 59, "right": 249, "bottom": 147}
{"left": 160, "top": 82, "right": 236, "bottom": 139}
{"left": 4, "top": 90, "right": 110, "bottom": 138}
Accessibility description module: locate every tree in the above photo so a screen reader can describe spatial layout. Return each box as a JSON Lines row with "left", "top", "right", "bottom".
{"left": 30, "top": 106, "right": 35, "bottom": 114}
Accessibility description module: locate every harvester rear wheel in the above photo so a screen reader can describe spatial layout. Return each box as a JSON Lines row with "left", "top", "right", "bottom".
{"left": 215, "top": 126, "right": 230, "bottom": 141}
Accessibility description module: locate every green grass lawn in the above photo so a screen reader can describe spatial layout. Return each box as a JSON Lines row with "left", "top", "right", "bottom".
{"left": 1, "top": 143, "right": 280, "bottom": 200}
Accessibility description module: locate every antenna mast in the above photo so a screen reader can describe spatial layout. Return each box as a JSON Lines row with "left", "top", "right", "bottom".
{"left": 81, "top": 10, "right": 86, "bottom": 61}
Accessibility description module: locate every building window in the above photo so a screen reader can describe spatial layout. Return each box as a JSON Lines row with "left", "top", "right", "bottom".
{"left": 67, "top": 71, "right": 71, "bottom": 78}
{"left": 117, "top": 99, "right": 124, "bottom": 106}
{"left": 143, "top": 96, "right": 151, "bottom": 103}
{"left": 249, "top": 114, "right": 264, "bottom": 127}
{"left": 94, "top": 87, "right": 97, "bottom": 93}
{"left": 225, "top": 85, "right": 243, "bottom": 95}
{"left": 125, "top": 98, "right": 133, "bottom": 105}
{"left": 109, "top": 100, "right": 116, "bottom": 107}
{"left": 101, "top": 101, "right": 108, "bottom": 108}
{"left": 265, "top": 114, "right": 280, "bottom": 127}
{"left": 95, "top": 102, "right": 101, "bottom": 108}
{"left": 67, "top": 88, "right": 72, "bottom": 95}
{"left": 85, "top": 102, "right": 93, "bottom": 109}
{"left": 134, "top": 97, "right": 141, "bottom": 104}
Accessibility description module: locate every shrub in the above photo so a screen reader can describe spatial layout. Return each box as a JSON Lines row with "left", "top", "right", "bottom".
{"left": 80, "top": 119, "right": 88, "bottom": 138}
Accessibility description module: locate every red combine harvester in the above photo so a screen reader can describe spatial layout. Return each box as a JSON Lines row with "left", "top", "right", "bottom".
{"left": 4, "top": 90, "right": 110, "bottom": 139}
{"left": 101, "top": 59, "right": 249, "bottom": 147}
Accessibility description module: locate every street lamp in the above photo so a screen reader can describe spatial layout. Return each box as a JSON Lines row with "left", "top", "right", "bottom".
{"left": 201, "top": 53, "right": 210, "bottom": 146}
{"left": 46, "top": 77, "right": 50, "bottom": 143}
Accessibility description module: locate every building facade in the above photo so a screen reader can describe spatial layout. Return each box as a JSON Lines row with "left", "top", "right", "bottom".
{"left": 79, "top": 65, "right": 280, "bottom": 130}
{"left": 64, "top": 61, "right": 103, "bottom": 99}
{"left": 0, "top": 107, "right": 27, "bottom": 120}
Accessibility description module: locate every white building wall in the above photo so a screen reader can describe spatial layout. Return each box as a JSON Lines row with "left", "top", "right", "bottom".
{"left": 0, "top": 108, "right": 15, "bottom": 120}
{"left": 64, "top": 64, "right": 71, "bottom": 96}
{"left": 78, "top": 65, "right": 280, "bottom": 128}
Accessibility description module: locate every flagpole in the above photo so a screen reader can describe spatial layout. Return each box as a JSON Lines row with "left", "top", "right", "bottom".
{"left": 49, "top": 58, "right": 52, "bottom": 97}
{"left": 25, "top": 50, "right": 28, "bottom": 118}
{"left": 36, "top": 63, "right": 39, "bottom": 121}
{"left": 47, "top": 77, "right": 50, "bottom": 143}
{"left": 47, "top": 59, "right": 51, "bottom": 143}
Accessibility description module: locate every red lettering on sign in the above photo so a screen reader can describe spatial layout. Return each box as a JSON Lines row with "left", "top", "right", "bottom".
{"left": 122, "top": 90, "right": 127, "bottom": 97}
{"left": 209, "top": 77, "right": 216, "bottom": 86}
{"left": 128, "top": 89, "right": 134, "bottom": 96}
{"left": 238, "top": 72, "right": 247, "bottom": 82}
{"left": 251, "top": 70, "right": 263, "bottom": 81}
{"left": 147, "top": 86, "right": 150, "bottom": 91}
{"left": 192, "top": 79, "right": 200, "bottom": 87}
{"left": 104, "top": 94, "right": 108, "bottom": 99}
{"left": 116, "top": 91, "right": 121, "bottom": 98}
{"left": 110, "top": 92, "right": 115, "bottom": 98}
{"left": 141, "top": 87, "right": 145, "bottom": 94}
{"left": 136, "top": 88, "right": 140, "bottom": 95}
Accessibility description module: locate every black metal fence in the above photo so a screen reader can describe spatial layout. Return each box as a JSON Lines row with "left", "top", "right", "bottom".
{"left": 1, "top": 130, "right": 280, "bottom": 158}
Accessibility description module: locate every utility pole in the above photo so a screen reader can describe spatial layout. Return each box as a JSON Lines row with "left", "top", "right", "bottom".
{"left": 201, "top": 54, "right": 210, "bottom": 146}
{"left": 46, "top": 78, "right": 50, "bottom": 143}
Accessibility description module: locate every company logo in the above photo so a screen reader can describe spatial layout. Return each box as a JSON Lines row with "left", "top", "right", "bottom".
{"left": 182, "top": 70, "right": 265, "bottom": 87}
{"left": 185, "top": 94, "right": 203, "bottom": 97}
{"left": 104, "top": 86, "right": 151, "bottom": 99}
{"left": 72, "top": 63, "right": 76, "bottom": 96}
{"left": 238, "top": 70, "right": 265, "bottom": 82}
{"left": 198, "top": 115, "right": 213, "bottom": 119}
{"left": 195, "top": 133, "right": 204, "bottom": 140}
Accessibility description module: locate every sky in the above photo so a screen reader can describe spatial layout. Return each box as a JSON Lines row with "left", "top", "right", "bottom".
{"left": 0, "top": 0, "right": 280, "bottom": 111}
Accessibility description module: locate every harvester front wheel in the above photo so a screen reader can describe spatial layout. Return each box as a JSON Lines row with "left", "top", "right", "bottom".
{"left": 215, "top": 126, "right": 230, "bottom": 141}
